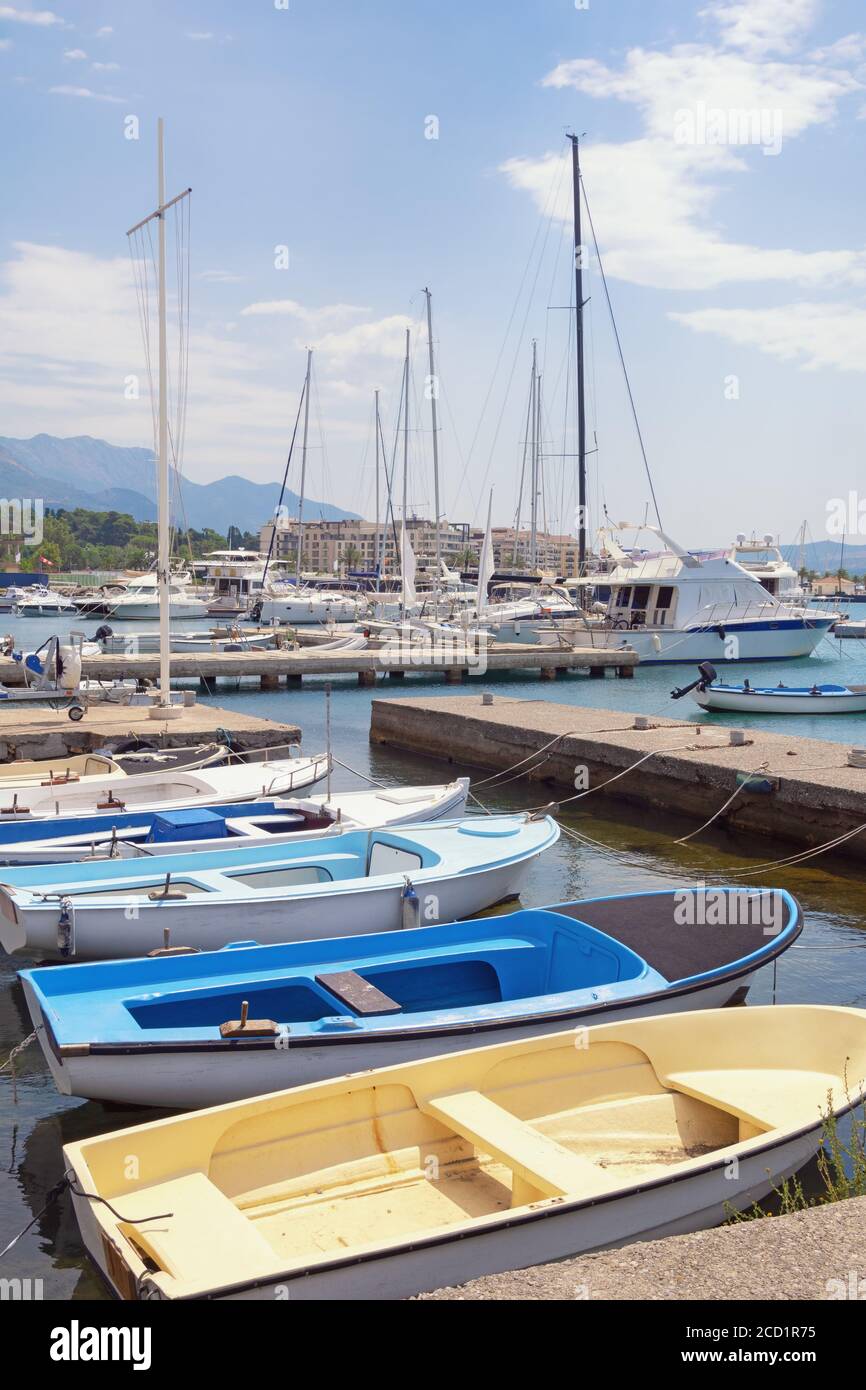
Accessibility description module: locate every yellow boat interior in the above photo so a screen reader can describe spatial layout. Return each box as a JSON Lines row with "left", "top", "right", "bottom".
{"left": 65, "top": 1007, "right": 866, "bottom": 1298}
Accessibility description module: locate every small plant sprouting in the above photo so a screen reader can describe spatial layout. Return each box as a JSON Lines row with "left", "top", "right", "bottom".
{"left": 726, "top": 1078, "right": 866, "bottom": 1223}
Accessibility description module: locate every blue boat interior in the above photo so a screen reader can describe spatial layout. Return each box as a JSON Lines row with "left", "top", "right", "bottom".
{"left": 0, "top": 801, "right": 283, "bottom": 846}
{"left": 23, "top": 909, "right": 667, "bottom": 1040}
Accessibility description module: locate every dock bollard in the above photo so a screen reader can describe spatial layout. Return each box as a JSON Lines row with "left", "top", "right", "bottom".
{"left": 729, "top": 729, "right": 747, "bottom": 746}
{"left": 634, "top": 715, "right": 650, "bottom": 730}
{"left": 482, "top": 692, "right": 493, "bottom": 706}
{"left": 848, "top": 748, "right": 866, "bottom": 768}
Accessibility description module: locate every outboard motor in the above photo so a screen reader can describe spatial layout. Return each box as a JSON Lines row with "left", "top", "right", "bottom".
{"left": 671, "top": 661, "right": 717, "bottom": 701}
{"left": 93, "top": 624, "right": 113, "bottom": 643}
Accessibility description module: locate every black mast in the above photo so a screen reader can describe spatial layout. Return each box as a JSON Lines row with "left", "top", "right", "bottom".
{"left": 570, "top": 133, "right": 587, "bottom": 573}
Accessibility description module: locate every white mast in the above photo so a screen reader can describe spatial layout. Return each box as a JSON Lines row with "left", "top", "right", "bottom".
{"left": 529, "top": 339, "right": 538, "bottom": 572}
{"left": 156, "top": 119, "right": 170, "bottom": 708}
{"left": 476, "top": 488, "right": 494, "bottom": 614}
{"left": 127, "top": 118, "right": 191, "bottom": 719}
{"left": 423, "top": 288, "right": 441, "bottom": 592}
{"left": 295, "top": 348, "right": 312, "bottom": 586}
{"left": 401, "top": 328, "right": 410, "bottom": 618}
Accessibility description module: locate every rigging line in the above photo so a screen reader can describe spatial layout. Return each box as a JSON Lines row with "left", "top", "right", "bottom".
{"left": 581, "top": 176, "right": 662, "bottom": 531}
{"left": 456, "top": 151, "right": 569, "bottom": 517}
{"left": 512, "top": 365, "right": 534, "bottom": 562}
{"left": 470, "top": 178, "right": 568, "bottom": 518}
{"left": 261, "top": 375, "right": 307, "bottom": 587}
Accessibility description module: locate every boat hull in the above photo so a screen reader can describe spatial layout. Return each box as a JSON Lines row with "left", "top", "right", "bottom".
{"left": 611, "top": 619, "right": 833, "bottom": 664}
{"left": 30, "top": 972, "right": 751, "bottom": 1108}
{"left": 4, "top": 853, "right": 540, "bottom": 959}
{"left": 260, "top": 596, "right": 360, "bottom": 624}
{"left": 65, "top": 1003, "right": 855, "bottom": 1301}
{"left": 694, "top": 685, "right": 866, "bottom": 713}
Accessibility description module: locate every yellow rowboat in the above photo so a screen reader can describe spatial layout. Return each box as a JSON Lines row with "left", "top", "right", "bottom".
{"left": 63, "top": 1005, "right": 866, "bottom": 1301}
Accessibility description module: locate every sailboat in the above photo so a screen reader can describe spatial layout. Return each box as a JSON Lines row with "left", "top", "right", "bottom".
{"left": 259, "top": 349, "right": 364, "bottom": 625}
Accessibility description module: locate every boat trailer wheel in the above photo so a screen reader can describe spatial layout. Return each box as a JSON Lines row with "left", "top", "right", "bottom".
{"left": 67, "top": 702, "right": 86, "bottom": 722}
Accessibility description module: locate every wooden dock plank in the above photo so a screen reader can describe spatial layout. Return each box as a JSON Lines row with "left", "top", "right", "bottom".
{"left": 0, "top": 644, "right": 637, "bottom": 686}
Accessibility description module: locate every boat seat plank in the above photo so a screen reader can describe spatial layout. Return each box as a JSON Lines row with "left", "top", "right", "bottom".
{"left": 664, "top": 1069, "right": 840, "bottom": 1132}
{"left": 121, "top": 1173, "right": 274, "bottom": 1285}
{"left": 315, "top": 970, "right": 401, "bottom": 1016}
{"left": 420, "top": 1090, "right": 611, "bottom": 1200}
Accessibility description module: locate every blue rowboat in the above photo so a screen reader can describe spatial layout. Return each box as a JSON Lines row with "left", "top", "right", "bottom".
{"left": 0, "top": 778, "right": 470, "bottom": 865}
{"left": 0, "top": 814, "right": 559, "bottom": 960}
{"left": 19, "top": 886, "right": 800, "bottom": 1107}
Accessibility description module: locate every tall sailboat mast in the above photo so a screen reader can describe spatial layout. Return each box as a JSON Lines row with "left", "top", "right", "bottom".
{"left": 401, "top": 327, "right": 410, "bottom": 617}
{"left": 423, "top": 288, "right": 442, "bottom": 587}
{"left": 569, "top": 133, "right": 587, "bottom": 574}
{"left": 126, "top": 118, "right": 191, "bottom": 716}
{"left": 295, "top": 348, "right": 312, "bottom": 586}
{"left": 529, "top": 339, "right": 538, "bottom": 571}
{"left": 373, "top": 389, "right": 381, "bottom": 578}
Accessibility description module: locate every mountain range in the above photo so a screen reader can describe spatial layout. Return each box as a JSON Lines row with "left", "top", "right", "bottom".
{"left": 0, "top": 435, "right": 359, "bottom": 534}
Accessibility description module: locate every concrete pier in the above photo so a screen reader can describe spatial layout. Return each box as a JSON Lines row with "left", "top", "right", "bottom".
{"left": 420, "top": 1196, "right": 866, "bottom": 1300}
{"left": 370, "top": 692, "right": 866, "bottom": 861}
{"left": 0, "top": 702, "right": 301, "bottom": 762}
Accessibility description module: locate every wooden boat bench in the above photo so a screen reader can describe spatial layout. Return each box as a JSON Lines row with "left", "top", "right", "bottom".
{"left": 315, "top": 970, "right": 401, "bottom": 1016}
{"left": 420, "top": 1090, "right": 611, "bottom": 1208}
{"left": 120, "top": 1173, "right": 275, "bottom": 1286}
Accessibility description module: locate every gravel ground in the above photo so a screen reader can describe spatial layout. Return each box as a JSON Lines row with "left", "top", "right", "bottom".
{"left": 419, "top": 1198, "right": 866, "bottom": 1300}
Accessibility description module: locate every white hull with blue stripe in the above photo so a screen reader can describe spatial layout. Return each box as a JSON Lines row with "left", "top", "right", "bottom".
{"left": 0, "top": 814, "right": 558, "bottom": 960}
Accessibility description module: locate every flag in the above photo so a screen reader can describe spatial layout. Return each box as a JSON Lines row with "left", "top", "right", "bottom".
{"left": 476, "top": 489, "right": 494, "bottom": 613}
{"left": 400, "top": 520, "right": 416, "bottom": 611}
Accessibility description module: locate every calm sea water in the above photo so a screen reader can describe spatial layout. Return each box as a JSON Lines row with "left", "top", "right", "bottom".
{"left": 2, "top": 612, "right": 866, "bottom": 1297}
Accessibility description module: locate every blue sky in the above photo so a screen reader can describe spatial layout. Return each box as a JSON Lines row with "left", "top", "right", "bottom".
{"left": 2, "top": 0, "right": 866, "bottom": 548}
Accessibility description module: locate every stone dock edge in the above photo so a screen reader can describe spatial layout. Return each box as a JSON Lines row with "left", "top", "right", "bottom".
{"left": 371, "top": 692, "right": 866, "bottom": 860}
{"left": 418, "top": 1196, "right": 866, "bottom": 1300}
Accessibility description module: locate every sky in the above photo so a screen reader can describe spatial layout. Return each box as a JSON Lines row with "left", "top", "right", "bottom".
{"left": 1, "top": 0, "right": 866, "bottom": 549}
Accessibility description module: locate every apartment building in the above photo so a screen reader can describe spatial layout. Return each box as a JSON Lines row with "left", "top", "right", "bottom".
{"left": 259, "top": 516, "right": 473, "bottom": 576}
{"left": 259, "top": 517, "right": 582, "bottom": 578}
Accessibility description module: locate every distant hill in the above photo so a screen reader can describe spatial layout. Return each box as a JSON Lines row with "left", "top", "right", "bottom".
{"left": 779, "top": 539, "right": 866, "bottom": 577}
{"left": 0, "top": 435, "right": 359, "bottom": 532}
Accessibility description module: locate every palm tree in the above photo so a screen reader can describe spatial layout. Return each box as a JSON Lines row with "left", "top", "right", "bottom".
{"left": 343, "top": 544, "right": 362, "bottom": 574}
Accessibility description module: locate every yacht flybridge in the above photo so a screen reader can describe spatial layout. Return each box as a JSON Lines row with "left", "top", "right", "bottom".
{"left": 594, "top": 524, "right": 833, "bottom": 663}
{"left": 726, "top": 533, "right": 804, "bottom": 603}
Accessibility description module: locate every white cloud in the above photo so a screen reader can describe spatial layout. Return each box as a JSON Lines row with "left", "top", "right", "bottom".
{"left": 95, "top": 25, "right": 112, "bottom": 37}
{"left": 671, "top": 301, "right": 866, "bottom": 371}
{"left": 186, "top": 32, "right": 214, "bottom": 41}
{"left": 240, "top": 299, "right": 372, "bottom": 330}
{"left": 49, "top": 84, "right": 125, "bottom": 103}
{"left": 0, "top": 38, "right": 11, "bottom": 49}
{"left": 542, "top": 47, "right": 858, "bottom": 147}
{"left": 63, "top": 48, "right": 87, "bottom": 61}
{"left": 701, "top": 0, "right": 819, "bottom": 57}
{"left": 810, "top": 33, "right": 866, "bottom": 63}
{"left": 198, "top": 269, "right": 243, "bottom": 284}
{"left": 91, "top": 61, "right": 119, "bottom": 71}
{"left": 501, "top": 140, "right": 866, "bottom": 291}
{"left": 0, "top": 243, "right": 393, "bottom": 488}
{"left": 507, "top": 25, "right": 864, "bottom": 294}
{"left": 0, "top": 5, "right": 63, "bottom": 25}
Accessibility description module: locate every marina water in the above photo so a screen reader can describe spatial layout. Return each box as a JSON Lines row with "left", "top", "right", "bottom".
{"left": 2, "top": 614, "right": 866, "bottom": 1295}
